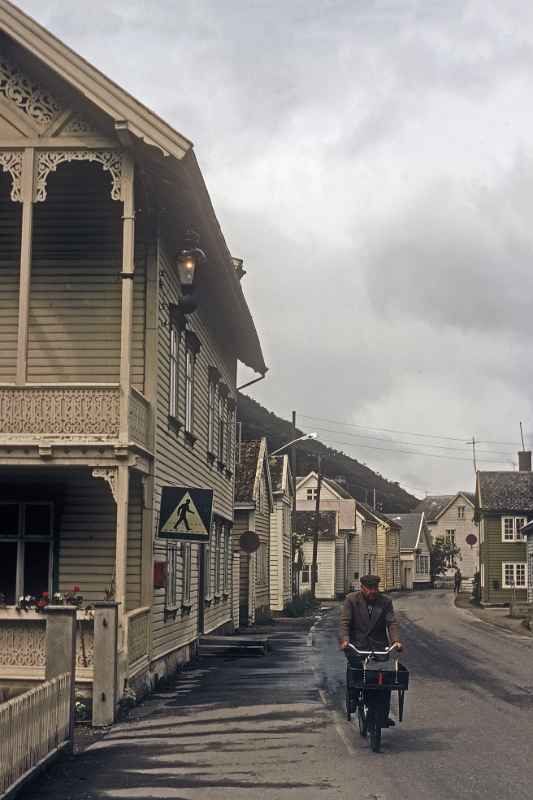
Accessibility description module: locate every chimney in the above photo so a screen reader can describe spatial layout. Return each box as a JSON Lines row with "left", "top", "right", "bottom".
{"left": 518, "top": 451, "right": 531, "bottom": 472}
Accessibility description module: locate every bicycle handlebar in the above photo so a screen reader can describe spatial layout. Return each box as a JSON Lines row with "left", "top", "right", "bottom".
{"left": 347, "top": 643, "right": 399, "bottom": 657}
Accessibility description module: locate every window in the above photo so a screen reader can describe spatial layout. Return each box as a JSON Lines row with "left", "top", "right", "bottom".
{"left": 207, "top": 370, "right": 218, "bottom": 453}
{"left": 223, "top": 524, "right": 231, "bottom": 593}
{"left": 501, "top": 517, "right": 527, "bottom": 542}
{"left": 204, "top": 524, "right": 213, "bottom": 600}
{"left": 458, "top": 506, "right": 465, "bottom": 519}
{"left": 182, "top": 543, "right": 192, "bottom": 606}
{"left": 306, "top": 488, "right": 318, "bottom": 501}
{"left": 445, "top": 529, "right": 456, "bottom": 545}
{"left": 481, "top": 563, "right": 485, "bottom": 588}
{"left": 256, "top": 542, "right": 268, "bottom": 584}
{"left": 416, "top": 554, "right": 430, "bottom": 575}
{"left": 217, "top": 391, "right": 226, "bottom": 463}
{"left": 0, "top": 502, "right": 53, "bottom": 604}
{"left": 214, "top": 520, "right": 222, "bottom": 595}
{"left": 166, "top": 543, "right": 178, "bottom": 610}
{"left": 169, "top": 325, "right": 180, "bottom": 419}
{"left": 226, "top": 399, "right": 236, "bottom": 471}
{"left": 184, "top": 331, "right": 200, "bottom": 436}
{"left": 301, "top": 562, "right": 318, "bottom": 584}
{"left": 502, "top": 562, "right": 527, "bottom": 588}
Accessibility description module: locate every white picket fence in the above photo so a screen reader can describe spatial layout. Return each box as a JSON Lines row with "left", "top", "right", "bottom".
{"left": 0, "top": 673, "right": 71, "bottom": 798}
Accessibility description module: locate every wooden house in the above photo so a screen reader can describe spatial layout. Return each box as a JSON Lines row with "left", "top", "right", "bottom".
{"left": 356, "top": 504, "right": 378, "bottom": 583}
{"left": 0, "top": 0, "right": 266, "bottom": 709}
{"left": 476, "top": 457, "right": 532, "bottom": 606}
{"left": 390, "top": 512, "right": 432, "bottom": 589}
{"left": 360, "top": 505, "right": 401, "bottom": 591}
{"left": 233, "top": 439, "right": 273, "bottom": 625}
{"left": 269, "top": 454, "right": 294, "bottom": 613}
{"left": 415, "top": 492, "right": 477, "bottom": 590}
{"left": 294, "top": 510, "right": 337, "bottom": 599}
{"left": 295, "top": 473, "right": 357, "bottom": 596}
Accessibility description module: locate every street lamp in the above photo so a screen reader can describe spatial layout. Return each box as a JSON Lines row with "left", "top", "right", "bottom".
{"left": 270, "top": 432, "right": 317, "bottom": 456}
{"left": 176, "top": 228, "right": 207, "bottom": 315}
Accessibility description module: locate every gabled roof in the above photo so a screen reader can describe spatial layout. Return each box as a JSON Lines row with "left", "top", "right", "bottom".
{"left": 359, "top": 503, "right": 401, "bottom": 530}
{"left": 295, "top": 472, "right": 354, "bottom": 500}
{"left": 235, "top": 439, "right": 272, "bottom": 506}
{"left": 356, "top": 504, "right": 379, "bottom": 524}
{"left": 415, "top": 493, "right": 474, "bottom": 522}
{"left": 294, "top": 510, "right": 336, "bottom": 540}
{"left": 476, "top": 471, "right": 533, "bottom": 513}
{"left": 0, "top": 1, "right": 267, "bottom": 375}
{"left": 269, "top": 454, "right": 293, "bottom": 497}
{"left": 389, "top": 512, "right": 424, "bottom": 551}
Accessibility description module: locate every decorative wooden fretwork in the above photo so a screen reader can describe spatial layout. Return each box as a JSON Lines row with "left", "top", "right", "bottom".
{"left": 0, "top": 150, "right": 22, "bottom": 201}
{"left": 62, "top": 113, "right": 99, "bottom": 136}
{"left": 92, "top": 467, "right": 118, "bottom": 504}
{"left": 129, "top": 391, "right": 150, "bottom": 449}
{"left": 0, "top": 56, "right": 62, "bottom": 129}
{"left": 0, "top": 619, "right": 94, "bottom": 669}
{"left": 35, "top": 149, "right": 123, "bottom": 202}
{"left": 0, "top": 386, "right": 121, "bottom": 436}
{"left": 127, "top": 608, "right": 150, "bottom": 668}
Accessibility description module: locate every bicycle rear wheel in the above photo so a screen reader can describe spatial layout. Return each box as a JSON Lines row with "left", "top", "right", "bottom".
{"left": 357, "top": 702, "right": 368, "bottom": 737}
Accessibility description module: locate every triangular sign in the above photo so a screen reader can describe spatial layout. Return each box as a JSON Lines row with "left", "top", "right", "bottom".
{"left": 161, "top": 492, "right": 208, "bottom": 536}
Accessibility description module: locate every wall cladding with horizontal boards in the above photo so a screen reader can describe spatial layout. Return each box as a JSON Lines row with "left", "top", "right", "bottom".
{"left": 0, "top": 173, "right": 21, "bottom": 382}
{"left": 27, "top": 161, "right": 146, "bottom": 389}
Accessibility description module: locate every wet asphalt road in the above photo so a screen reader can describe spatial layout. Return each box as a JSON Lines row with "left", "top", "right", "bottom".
{"left": 314, "top": 591, "right": 533, "bottom": 800}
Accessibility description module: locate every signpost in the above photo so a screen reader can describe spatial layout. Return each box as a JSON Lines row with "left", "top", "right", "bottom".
{"left": 158, "top": 487, "right": 213, "bottom": 543}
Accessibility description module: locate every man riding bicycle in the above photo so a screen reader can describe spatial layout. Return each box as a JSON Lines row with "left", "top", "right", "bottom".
{"left": 339, "top": 574, "right": 403, "bottom": 727}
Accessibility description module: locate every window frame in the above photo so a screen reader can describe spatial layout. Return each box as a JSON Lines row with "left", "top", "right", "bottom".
{"left": 165, "top": 542, "right": 179, "bottom": 612}
{"left": 181, "top": 543, "right": 192, "bottom": 608}
{"left": 169, "top": 324, "right": 180, "bottom": 421}
{"left": 501, "top": 516, "right": 527, "bottom": 542}
{"left": 214, "top": 520, "right": 222, "bottom": 596}
{"left": 0, "top": 501, "right": 54, "bottom": 604}
{"left": 457, "top": 506, "right": 465, "bottom": 519}
{"left": 502, "top": 561, "right": 527, "bottom": 589}
{"left": 223, "top": 523, "right": 231, "bottom": 595}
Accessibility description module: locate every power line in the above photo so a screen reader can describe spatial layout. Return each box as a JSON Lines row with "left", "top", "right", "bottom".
{"left": 310, "top": 425, "right": 512, "bottom": 458}
{"left": 314, "top": 434, "right": 513, "bottom": 465}
{"left": 299, "top": 413, "right": 524, "bottom": 447}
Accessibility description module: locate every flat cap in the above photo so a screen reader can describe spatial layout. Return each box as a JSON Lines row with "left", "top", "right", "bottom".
{"left": 360, "top": 574, "right": 381, "bottom": 588}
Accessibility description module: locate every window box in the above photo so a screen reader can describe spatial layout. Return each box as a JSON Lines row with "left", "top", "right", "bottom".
{"left": 168, "top": 415, "right": 182, "bottom": 434}
{"left": 207, "top": 451, "right": 216, "bottom": 465}
{"left": 184, "top": 430, "right": 197, "bottom": 447}
{"left": 217, "top": 460, "right": 225, "bottom": 472}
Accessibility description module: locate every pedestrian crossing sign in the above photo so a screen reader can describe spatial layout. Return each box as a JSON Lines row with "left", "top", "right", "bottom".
{"left": 158, "top": 487, "right": 214, "bottom": 542}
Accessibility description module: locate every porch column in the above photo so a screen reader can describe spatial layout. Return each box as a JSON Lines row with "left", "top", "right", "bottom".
{"left": 16, "top": 147, "right": 35, "bottom": 384}
{"left": 119, "top": 153, "right": 135, "bottom": 440}
{"left": 115, "top": 464, "right": 130, "bottom": 648}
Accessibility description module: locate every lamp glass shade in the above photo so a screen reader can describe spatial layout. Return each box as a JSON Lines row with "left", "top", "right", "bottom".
{"left": 177, "top": 252, "right": 196, "bottom": 287}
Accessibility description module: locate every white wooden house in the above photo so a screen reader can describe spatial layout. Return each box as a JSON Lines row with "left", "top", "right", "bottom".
{"left": 233, "top": 439, "right": 273, "bottom": 625}
{"left": 269, "top": 455, "right": 294, "bottom": 612}
{"left": 0, "top": 1, "right": 266, "bottom": 711}
{"left": 294, "top": 510, "right": 338, "bottom": 599}
{"left": 390, "top": 512, "right": 432, "bottom": 589}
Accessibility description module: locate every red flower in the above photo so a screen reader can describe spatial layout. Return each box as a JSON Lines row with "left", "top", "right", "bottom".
{"left": 73, "top": 585, "right": 81, "bottom": 593}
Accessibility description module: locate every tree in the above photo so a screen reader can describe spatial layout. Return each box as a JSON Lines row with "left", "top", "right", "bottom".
{"left": 430, "top": 536, "right": 461, "bottom": 584}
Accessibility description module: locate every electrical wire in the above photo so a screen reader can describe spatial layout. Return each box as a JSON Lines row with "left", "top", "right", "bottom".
{"left": 299, "top": 413, "right": 523, "bottom": 447}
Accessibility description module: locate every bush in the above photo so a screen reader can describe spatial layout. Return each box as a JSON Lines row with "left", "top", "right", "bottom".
{"left": 471, "top": 571, "right": 481, "bottom": 605}
{"left": 284, "top": 591, "right": 319, "bottom": 618}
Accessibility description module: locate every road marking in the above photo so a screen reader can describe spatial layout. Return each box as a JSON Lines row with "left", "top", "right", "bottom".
{"left": 318, "top": 688, "right": 356, "bottom": 755}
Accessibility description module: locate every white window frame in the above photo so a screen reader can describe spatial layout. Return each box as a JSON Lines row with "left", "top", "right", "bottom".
{"left": 306, "top": 488, "right": 317, "bottom": 501}
{"left": 169, "top": 325, "right": 180, "bottom": 419}
{"left": 481, "top": 563, "right": 485, "bottom": 588}
{"left": 207, "top": 377, "right": 216, "bottom": 453}
{"left": 0, "top": 501, "right": 54, "bottom": 603}
{"left": 217, "top": 392, "right": 226, "bottom": 463}
{"left": 457, "top": 506, "right": 465, "bottom": 519}
{"left": 185, "top": 349, "right": 195, "bottom": 434}
{"left": 501, "top": 516, "right": 527, "bottom": 542}
{"left": 165, "top": 543, "right": 179, "bottom": 611}
{"left": 214, "top": 520, "right": 222, "bottom": 595}
{"left": 182, "top": 543, "right": 192, "bottom": 606}
{"left": 204, "top": 522, "right": 215, "bottom": 600}
{"left": 301, "top": 564, "right": 310, "bottom": 584}
{"left": 223, "top": 524, "right": 231, "bottom": 594}
{"left": 502, "top": 561, "right": 527, "bottom": 589}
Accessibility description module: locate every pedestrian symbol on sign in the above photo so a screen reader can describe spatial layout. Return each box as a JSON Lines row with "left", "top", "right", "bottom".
{"left": 158, "top": 487, "right": 213, "bottom": 542}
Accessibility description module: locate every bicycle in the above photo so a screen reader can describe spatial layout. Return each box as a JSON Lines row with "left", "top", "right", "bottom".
{"left": 345, "top": 642, "right": 409, "bottom": 753}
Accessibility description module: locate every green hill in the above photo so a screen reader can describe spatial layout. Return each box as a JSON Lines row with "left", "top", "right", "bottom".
{"left": 237, "top": 393, "right": 419, "bottom": 513}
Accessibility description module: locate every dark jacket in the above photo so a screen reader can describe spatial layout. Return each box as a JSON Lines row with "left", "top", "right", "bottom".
{"left": 339, "top": 590, "right": 400, "bottom": 650}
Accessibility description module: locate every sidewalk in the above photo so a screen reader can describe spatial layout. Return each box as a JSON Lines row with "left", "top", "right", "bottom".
{"left": 17, "top": 614, "right": 360, "bottom": 800}
{"left": 455, "top": 593, "right": 532, "bottom": 637}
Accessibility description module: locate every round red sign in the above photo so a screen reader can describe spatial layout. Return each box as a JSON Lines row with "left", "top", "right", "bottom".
{"left": 466, "top": 533, "right": 477, "bottom": 547}
{"left": 240, "top": 531, "right": 260, "bottom": 553}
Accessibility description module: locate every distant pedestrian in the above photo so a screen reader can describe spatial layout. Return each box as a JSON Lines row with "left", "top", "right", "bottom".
{"left": 453, "top": 568, "right": 462, "bottom": 594}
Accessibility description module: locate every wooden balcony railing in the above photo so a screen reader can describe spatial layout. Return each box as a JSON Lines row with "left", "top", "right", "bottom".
{"left": 0, "top": 385, "right": 151, "bottom": 450}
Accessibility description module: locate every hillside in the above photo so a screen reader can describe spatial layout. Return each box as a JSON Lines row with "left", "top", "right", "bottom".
{"left": 237, "top": 393, "right": 419, "bottom": 513}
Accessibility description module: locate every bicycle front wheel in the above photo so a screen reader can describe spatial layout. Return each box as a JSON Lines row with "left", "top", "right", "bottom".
{"left": 357, "top": 703, "right": 368, "bottom": 737}
{"left": 369, "top": 715, "right": 382, "bottom": 753}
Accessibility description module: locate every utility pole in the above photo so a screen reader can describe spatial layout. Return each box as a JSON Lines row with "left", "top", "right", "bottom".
{"left": 472, "top": 436, "right": 477, "bottom": 473}
{"left": 373, "top": 487, "right": 376, "bottom": 511}
{"left": 310, "top": 454, "right": 322, "bottom": 599}
{"left": 291, "top": 411, "right": 297, "bottom": 596}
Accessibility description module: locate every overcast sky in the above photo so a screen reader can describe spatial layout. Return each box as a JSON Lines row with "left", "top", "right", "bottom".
{"left": 17, "top": 0, "right": 533, "bottom": 497}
